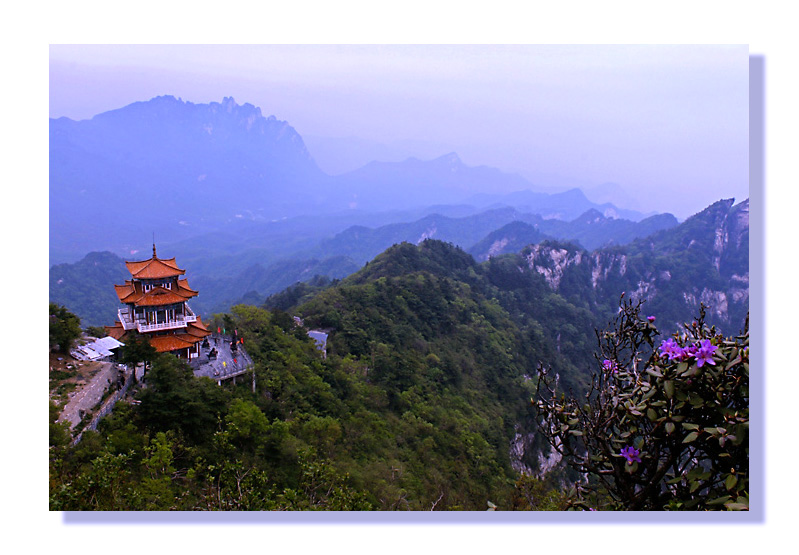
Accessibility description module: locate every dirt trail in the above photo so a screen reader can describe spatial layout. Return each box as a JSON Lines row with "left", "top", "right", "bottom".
{"left": 57, "top": 361, "right": 116, "bottom": 429}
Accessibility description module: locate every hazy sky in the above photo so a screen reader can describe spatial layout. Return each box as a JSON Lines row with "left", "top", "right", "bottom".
{"left": 49, "top": 44, "right": 748, "bottom": 219}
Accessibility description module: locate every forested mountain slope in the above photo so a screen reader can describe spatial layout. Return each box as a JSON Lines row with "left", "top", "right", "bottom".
{"left": 50, "top": 194, "right": 749, "bottom": 510}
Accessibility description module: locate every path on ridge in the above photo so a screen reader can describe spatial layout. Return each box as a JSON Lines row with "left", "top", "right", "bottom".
{"left": 57, "top": 361, "right": 116, "bottom": 429}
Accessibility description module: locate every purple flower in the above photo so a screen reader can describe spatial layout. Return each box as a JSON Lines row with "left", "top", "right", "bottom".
{"left": 647, "top": 316, "right": 656, "bottom": 322}
{"left": 659, "top": 338, "right": 685, "bottom": 361}
{"left": 620, "top": 446, "right": 642, "bottom": 465}
{"left": 684, "top": 343, "right": 699, "bottom": 357}
{"left": 695, "top": 339, "right": 717, "bottom": 367}
{"left": 602, "top": 359, "right": 618, "bottom": 373}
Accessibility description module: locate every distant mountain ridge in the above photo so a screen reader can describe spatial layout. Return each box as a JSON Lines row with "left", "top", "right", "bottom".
{"left": 50, "top": 95, "right": 655, "bottom": 263}
{"left": 51, "top": 197, "right": 744, "bottom": 337}
{"left": 330, "top": 152, "right": 531, "bottom": 210}
{"left": 50, "top": 95, "right": 329, "bottom": 261}
{"left": 318, "top": 206, "right": 678, "bottom": 265}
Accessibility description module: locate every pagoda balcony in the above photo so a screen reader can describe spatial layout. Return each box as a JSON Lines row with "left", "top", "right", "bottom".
{"left": 117, "top": 308, "right": 138, "bottom": 330}
{"left": 118, "top": 305, "right": 198, "bottom": 333}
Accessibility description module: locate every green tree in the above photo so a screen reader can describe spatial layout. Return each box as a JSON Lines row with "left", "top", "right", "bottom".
{"left": 224, "top": 398, "right": 271, "bottom": 453}
{"left": 534, "top": 301, "right": 748, "bottom": 510}
{"left": 85, "top": 325, "right": 108, "bottom": 338}
{"left": 139, "top": 431, "right": 178, "bottom": 509}
{"left": 118, "top": 332, "right": 157, "bottom": 382}
{"left": 511, "top": 475, "right": 570, "bottom": 510}
{"left": 49, "top": 401, "right": 71, "bottom": 449}
{"left": 278, "top": 449, "right": 372, "bottom": 510}
{"left": 49, "top": 303, "right": 82, "bottom": 353}
{"left": 135, "top": 354, "right": 230, "bottom": 444}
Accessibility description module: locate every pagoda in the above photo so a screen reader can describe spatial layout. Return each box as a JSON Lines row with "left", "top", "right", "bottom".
{"left": 105, "top": 244, "right": 211, "bottom": 359}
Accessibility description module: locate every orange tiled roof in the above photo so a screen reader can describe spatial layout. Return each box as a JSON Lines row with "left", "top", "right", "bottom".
{"left": 147, "top": 334, "right": 196, "bottom": 353}
{"left": 114, "top": 281, "right": 195, "bottom": 306}
{"left": 125, "top": 255, "right": 185, "bottom": 279}
{"left": 114, "top": 281, "right": 138, "bottom": 303}
{"left": 185, "top": 319, "right": 212, "bottom": 338}
{"left": 176, "top": 332, "right": 205, "bottom": 345}
{"left": 192, "top": 316, "right": 209, "bottom": 332}
{"left": 105, "top": 321, "right": 126, "bottom": 340}
{"left": 177, "top": 278, "right": 198, "bottom": 298}
{"left": 134, "top": 286, "right": 192, "bottom": 307}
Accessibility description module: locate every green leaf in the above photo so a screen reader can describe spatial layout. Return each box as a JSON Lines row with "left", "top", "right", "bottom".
{"left": 624, "top": 461, "right": 638, "bottom": 474}
{"left": 680, "top": 365, "right": 699, "bottom": 378}
{"left": 725, "top": 356, "right": 742, "bottom": 371}
{"left": 707, "top": 496, "right": 731, "bottom": 505}
{"left": 664, "top": 380, "right": 675, "bottom": 399}
{"left": 725, "top": 474, "right": 738, "bottom": 491}
{"left": 683, "top": 431, "right": 699, "bottom": 443}
{"left": 665, "top": 422, "right": 675, "bottom": 435}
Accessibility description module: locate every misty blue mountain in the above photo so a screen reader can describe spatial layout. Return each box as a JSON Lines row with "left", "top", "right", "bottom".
{"left": 49, "top": 95, "right": 748, "bottom": 335}
{"left": 50, "top": 96, "right": 650, "bottom": 265}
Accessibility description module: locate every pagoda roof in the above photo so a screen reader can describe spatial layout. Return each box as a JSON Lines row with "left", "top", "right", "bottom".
{"left": 125, "top": 247, "right": 185, "bottom": 279}
{"left": 147, "top": 335, "right": 197, "bottom": 353}
{"left": 114, "top": 280, "right": 198, "bottom": 305}
{"left": 177, "top": 278, "right": 198, "bottom": 296}
{"left": 105, "top": 321, "right": 126, "bottom": 341}
{"left": 102, "top": 319, "right": 210, "bottom": 349}
{"left": 185, "top": 317, "right": 211, "bottom": 338}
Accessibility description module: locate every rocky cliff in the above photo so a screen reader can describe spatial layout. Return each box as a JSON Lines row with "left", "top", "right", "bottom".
{"left": 519, "top": 199, "right": 749, "bottom": 334}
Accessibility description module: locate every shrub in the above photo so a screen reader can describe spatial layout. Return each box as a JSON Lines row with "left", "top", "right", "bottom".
{"left": 534, "top": 300, "right": 748, "bottom": 510}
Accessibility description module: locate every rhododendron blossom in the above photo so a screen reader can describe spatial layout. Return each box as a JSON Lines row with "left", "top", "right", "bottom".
{"left": 620, "top": 446, "right": 641, "bottom": 465}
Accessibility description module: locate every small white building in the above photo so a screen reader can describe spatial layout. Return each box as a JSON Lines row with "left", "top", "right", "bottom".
{"left": 71, "top": 336, "right": 125, "bottom": 361}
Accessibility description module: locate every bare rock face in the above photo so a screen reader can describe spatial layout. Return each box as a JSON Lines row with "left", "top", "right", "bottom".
{"left": 516, "top": 199, "right": 748, "bottom": 333}
{"left": 487, "top": 238, "right": 510, "bottom": 258}
{"left": 417, "top": 224, "right": 438, "bottom": 244}
{"left": 509, "top": 424, "right": 562, "bottom": 478}
{"left": 524, "top": 244, "right": 583, "bottom": 291}
{"left": 591, "top": 252, "right": 627, "bottom": 288}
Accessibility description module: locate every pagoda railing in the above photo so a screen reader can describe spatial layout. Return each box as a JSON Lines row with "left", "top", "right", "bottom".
{"left": 184, "top": 304, "right": 198, "bottom": 323}
{"left": 138, "top": 320, "right": 189, "bottom": 333}
{"left": 118, "top": 308, "right": 138, "bottom": 331}
{"left": 118, "top": 304, "right": 198, "bottom": 333}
